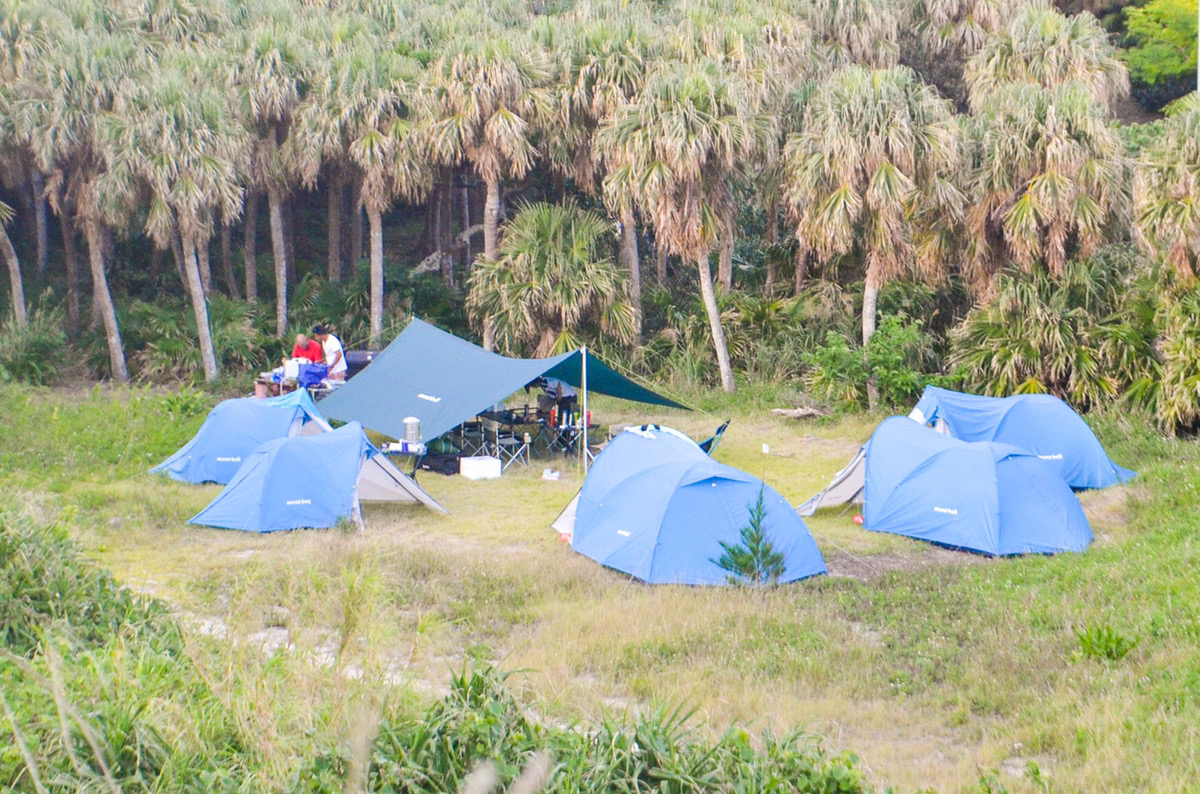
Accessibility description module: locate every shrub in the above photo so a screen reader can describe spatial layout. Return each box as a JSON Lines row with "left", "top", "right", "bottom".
{"left": 804, "top": 314, "right": 940, "bottom": 409}
{"left": 949, "top": 246, "right": 1159, "bottom": 409}
{"left": 0, "top": 300, "right": 67, "bottom": 385}
{"left": 0, "top": 506, "right": 172, "bottom": 657}
{"left": 304, "top": 663, "right": 869, "bottom": 793}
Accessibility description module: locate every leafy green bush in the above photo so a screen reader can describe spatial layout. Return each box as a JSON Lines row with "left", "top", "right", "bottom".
{"left": 0, "top": 300, "right": 67, "bottom": 385}
{"left": 0, "top": 506, "right": 172, "bottom": 657}
{"left": 303, "top": 664, "right": 868, "bottom": 793}
{"left": 949, "top": 246, "right": 1159, "bottom": 409}
{"left": 161, "top": 386, "right": 215, "bottom": 418}
{"left": 804, "top": 314, "right": 940, "bottom": 410}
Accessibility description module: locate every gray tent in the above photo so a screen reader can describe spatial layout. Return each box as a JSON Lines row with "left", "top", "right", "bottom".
{"left": 797, "top": 448, "right": 866, "bottom": 516}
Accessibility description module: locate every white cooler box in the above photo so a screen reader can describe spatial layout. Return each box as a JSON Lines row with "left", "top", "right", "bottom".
{"left": 460, "top": 456, "right": 502, "bottom": 480}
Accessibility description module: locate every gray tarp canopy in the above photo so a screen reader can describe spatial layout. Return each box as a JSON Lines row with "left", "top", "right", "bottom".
{"left": 318, "top": 318, "right": 687, "bottom": 442}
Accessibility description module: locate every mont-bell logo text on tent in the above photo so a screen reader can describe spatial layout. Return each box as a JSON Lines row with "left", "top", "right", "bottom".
{"left": 933, "top": 506, "right": 959, "bottom": 515}
{"left": 216, "top": 456, "right": 242, "bottom": 463}
{"left": 285, "top": 498, "right": 312, "bottom": 506}
{"left": 1038, "top": 453, "right": 1064, "bottom": 460}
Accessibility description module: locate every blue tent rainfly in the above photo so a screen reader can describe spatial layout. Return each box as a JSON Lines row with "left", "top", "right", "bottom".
{"left": 189, "top": 421, "right": 445, "bottom": 533}
{"left": 152, "top": 389, "right": 331, "bottom": 485}
{"left": 860, "top": 417, "right": 1092, "bottom": 556}
{"left": 558, "top": 426, "right": 826, "bottom": 585}
{"left": 317, "top": 318, "right": 686, "bottom": 442}
{"left": 910, "top": 386, "right": 1135, "bottom": 489}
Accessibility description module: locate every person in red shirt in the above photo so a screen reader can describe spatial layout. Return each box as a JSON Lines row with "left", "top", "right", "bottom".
{"left": 290, "top": 333, "right": 324, "bottom": 363}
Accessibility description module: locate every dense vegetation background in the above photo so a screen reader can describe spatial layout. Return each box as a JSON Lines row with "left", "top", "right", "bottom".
{"left": 0, "top": 0, "right": 1198, "bottom": 430}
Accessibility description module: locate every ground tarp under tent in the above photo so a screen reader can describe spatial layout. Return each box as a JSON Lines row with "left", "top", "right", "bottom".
{"left": 910, "top": 386, "right": 1135, "bottom": 489}
{"left": 189, "top": 421, "right": 446, "bottom": 533}
{"left": 152, "top": 389, "right": 331, "bottom": 485}
{"left": 803, "top": 417, "right": 1092, "bottom": 556}
{"left": 555, "top": 425, "right": 826, "bottom": 585}
{"left": 317, "top": 318, "right": 687, "bottom": 442}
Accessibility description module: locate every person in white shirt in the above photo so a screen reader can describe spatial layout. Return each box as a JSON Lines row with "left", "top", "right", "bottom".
{"left": 312, "top": 325, "right": 348, "bottom": 381}
{"left": 542, "top": 377, "right": 577, "bottom": 425}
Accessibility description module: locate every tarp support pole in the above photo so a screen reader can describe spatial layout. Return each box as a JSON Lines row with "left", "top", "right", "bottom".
{"left": 582, "top": 345, "right": 589, "bottom": 473}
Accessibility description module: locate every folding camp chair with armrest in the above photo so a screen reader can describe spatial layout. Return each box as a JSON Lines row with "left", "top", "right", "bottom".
{"left": 485, "top": 419, "right": 531, "bottom": 470}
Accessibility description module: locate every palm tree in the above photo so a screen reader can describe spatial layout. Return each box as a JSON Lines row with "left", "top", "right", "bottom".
{"left": 964, "top": 0, "right": 1129, "bottom": 107}
{"left": 418, "top": 34, "right": 551, "bottom": 349}
{"left": 294, "top": 36, "right": 429, "bottom": 346}
{"left": 914, "top": 0, "right": 1008, "bottom": 58}
{"left": 964, "top": 4, "right": 1130, "bottom": 282}
{"left": 782, "top": 65, "right": 964, "bottom": 358}
{"left": 0, "top": 201, "right": 24, "bottom": 327}
{"left": 13, "top": 21, "right": 143, "bottom": 382}
{"left": 466, "top": 201, "right": 636, "bottom": 356}
{"left": 227, "top": 20, "right": 312, "bottom": 336}
{"left": 555, "top": 17, "right": 655, "bottom": 334}
{"left": 800, "top": 0, "right": 904, "bottom": 68}
{"left": 1135, "top": 93, "right": 1200, "bottom": 281}
{"left": 0, "top": 97, "right": 27, "bottom": 327}
{"left": 599, "top": 59, "right": 773, "bottom": 393}
{"left": 101, "top": 54, "right": 246, "bottom": 382}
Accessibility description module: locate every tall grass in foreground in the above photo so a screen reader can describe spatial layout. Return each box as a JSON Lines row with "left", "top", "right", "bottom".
{"left": 0, "top": 504, "right": 868, "bottom": 792}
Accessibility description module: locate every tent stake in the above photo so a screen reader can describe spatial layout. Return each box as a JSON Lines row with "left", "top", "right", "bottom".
{"left": 581, "top": 345, "right": 589, "bottom": 474}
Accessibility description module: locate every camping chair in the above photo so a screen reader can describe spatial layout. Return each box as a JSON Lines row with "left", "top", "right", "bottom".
{"left": 485, "top": 419, "right": 530, "bottom": 470}
{"left": 698, "top": 420, "right": 730, "bottom": 456}
{"left": 458, "top": 420, "right": 488, "bottom": 457}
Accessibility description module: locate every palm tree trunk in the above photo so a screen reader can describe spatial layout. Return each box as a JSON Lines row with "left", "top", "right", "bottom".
{"left": 283, "top": 196, "right": 297, "bottom": 284}
{"left": 1, "top": 223, "right": 27, "bottom": 327}
{"left": 197, "top": 237, "right": 212, "bottom": 295}
{"left": 717, "top": 204, "right": 735, "bottom": 290}
{"left": 244, "top": 190, "right": 258, "bottom": 302}
{"left": 83, "top": 218, "right": 128, "bottom": 382}
{"left": 182, "top": 234, "right": 219, "bottom": 382}
{"left": 170, "top": 229, "right": 186, "bottom": 285}
{"left": 765, "top": 198, "right": 778, "bottom": 288}
{"left": 327, "top": 167, "right": 343, "bottom": 282}
{"left": 268, "top": 185, "right": 288, "bottom": 335}
{"left": 439, "top": 170, "right": 454, "bottom": 282}
{"left": 62, "top": 211, "right": 80, "bottom": 335}
{"left": 221, "top": 220, "right": 240, "bottom": 299}
{"left": 32, "top": 172, "right": 49, "bottom": 277}
{"left": 863, "top": 260, "right": 881, "bottom": 410}
{"left": 481, "top": 176, "right": 501, "bottom": 351}
{"left": 697, "top": 253, "right": 735, "bottom": 393}
{"left": 794, "top": 244, "right": 807, "bottom": 295}
{"left": 461, "top": 181, "right": 472, "bottom": 265}
{"left": 483, "top": 176, "right": 500, "bottom": 260}
{"left": 619, "top": 205, "right": 642, "bottom": 337}
{"left": 350, "top": 184, "right": 364, "bottom": 268}
{"left": 656, "top": 239, "right": 668, "bottom": 283}
{"left": 367, "top": 204, "right": 384, "bottom": 346}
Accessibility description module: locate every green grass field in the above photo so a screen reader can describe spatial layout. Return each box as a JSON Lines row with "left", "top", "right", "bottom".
{"left": 2, "top": 383, "right": 1197, "bottom": 792}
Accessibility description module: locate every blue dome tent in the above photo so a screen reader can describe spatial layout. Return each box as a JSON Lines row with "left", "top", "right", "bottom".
{"left": 189, "top": 422, "right": 445, "bottom": 533}
{"left": 861, "top": 417, "right": 1092, "bottom": 556}
{"left": 556, "top": 426, "right": 826, "bottom": 585}
{"left": 152, "top": 389, "right": 331, "bottom": 485}
{"left": 910, "top": 386, "right": 1134, "bottom": 489}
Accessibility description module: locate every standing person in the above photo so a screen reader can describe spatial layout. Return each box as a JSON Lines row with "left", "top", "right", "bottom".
{"left": 290, "top": 333, "right": 324, "bottom": 363}
{"left": 312, "top": 325, "right": 348, "bottom": 381}
{"left": 543, "top": 377, "right": 577, "bottom": 425}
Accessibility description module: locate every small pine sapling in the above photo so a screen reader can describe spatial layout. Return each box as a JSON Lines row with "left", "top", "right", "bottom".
{"left": 712, "top": 486, "right": 786, "bottom": 588}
